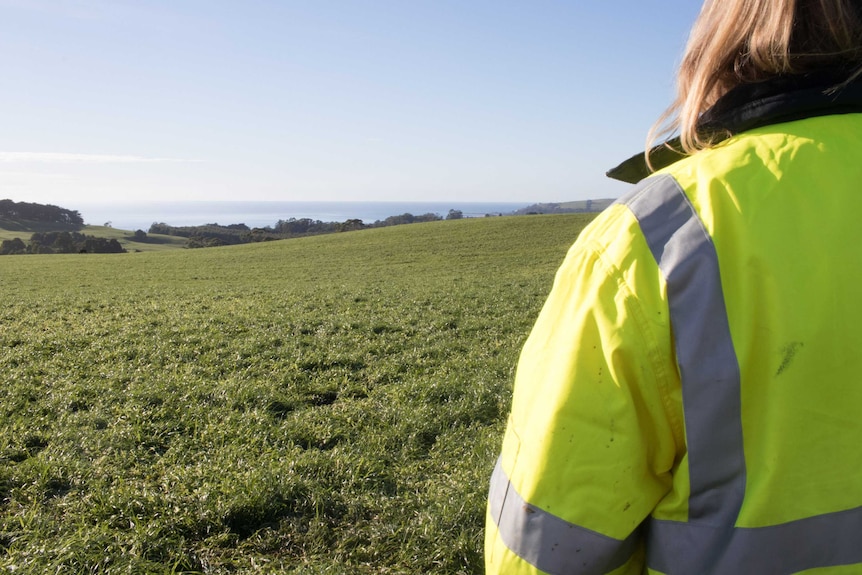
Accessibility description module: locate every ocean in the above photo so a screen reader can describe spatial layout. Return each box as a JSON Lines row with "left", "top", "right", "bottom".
{"left": 74, "top": 201, "right": 529, "bottom": 232}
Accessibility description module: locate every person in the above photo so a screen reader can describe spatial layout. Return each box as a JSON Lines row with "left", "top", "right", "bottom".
{"left": 484, "top": 0, "right": 862, "bottom": 573}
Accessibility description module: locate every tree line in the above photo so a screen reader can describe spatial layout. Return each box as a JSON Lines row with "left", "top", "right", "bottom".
{"left": 148, "top": 209, "right": 467, "bottom": 248}
{"left": 0, "top": 199, "right": 83, "bottom": 226}
{"left": 0, "top": 232, "right": 125, "bottom": 255}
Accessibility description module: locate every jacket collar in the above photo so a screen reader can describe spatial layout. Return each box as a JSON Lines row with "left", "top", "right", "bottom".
{"left": 607, "top": 69, "right": 862, "bottom": 184}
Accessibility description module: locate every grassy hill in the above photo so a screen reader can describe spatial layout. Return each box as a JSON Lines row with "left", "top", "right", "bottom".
{"left": 0, "top": 213, "right": 597, "bottom": 574}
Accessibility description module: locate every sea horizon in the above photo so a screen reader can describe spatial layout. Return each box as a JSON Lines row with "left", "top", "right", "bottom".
{"left": 75, "top": 200, "right": 531, "bottom": 232}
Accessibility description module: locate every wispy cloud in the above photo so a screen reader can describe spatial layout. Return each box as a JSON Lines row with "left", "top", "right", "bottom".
{"left": 0, "top": 152, "right": 201, "bottom": 164}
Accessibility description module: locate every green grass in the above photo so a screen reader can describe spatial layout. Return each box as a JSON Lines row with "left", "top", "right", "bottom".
{"left": 0, "top": 213, "right": 596, "bottom": 574}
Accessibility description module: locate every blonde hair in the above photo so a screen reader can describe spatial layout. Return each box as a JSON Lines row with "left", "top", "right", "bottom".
{"left": 648, "top": 0, "right": 862, "bottom": 164}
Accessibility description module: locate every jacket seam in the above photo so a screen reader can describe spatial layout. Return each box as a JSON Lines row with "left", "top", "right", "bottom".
{"left": 583, "top": 236, "right": 686, "bottom": 466}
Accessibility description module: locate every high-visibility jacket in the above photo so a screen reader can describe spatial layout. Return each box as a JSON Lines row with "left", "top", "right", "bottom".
{"left": 486, "top": 71, "right": 862, "bottom": 574}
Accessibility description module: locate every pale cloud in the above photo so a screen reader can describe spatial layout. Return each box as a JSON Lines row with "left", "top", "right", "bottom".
{"left": 0, "top": 152, "right": 200, "bottom": 164}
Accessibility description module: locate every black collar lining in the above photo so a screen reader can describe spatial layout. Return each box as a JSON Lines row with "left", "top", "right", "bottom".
{"left": 607, "top": 72, "right": 862, "bottom": 184}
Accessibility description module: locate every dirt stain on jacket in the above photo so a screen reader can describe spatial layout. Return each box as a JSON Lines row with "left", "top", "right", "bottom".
{"left": 775, "top": 341, "right": 804, "bottom": 377}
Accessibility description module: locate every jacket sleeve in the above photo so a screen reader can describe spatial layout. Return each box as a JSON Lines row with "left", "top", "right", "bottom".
{"left": 485, "top": 205, "right": 684, "bottom": 575}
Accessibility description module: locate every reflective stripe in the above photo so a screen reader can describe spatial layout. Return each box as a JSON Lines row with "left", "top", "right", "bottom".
{"left": 488, "top": 457, "right": 639, "bottom": 574}
{"left": 623, "top": 175, "right": 862, "bottom": 573}
{"left": 622, "top": 174, "right": 746, "bottom": 524}
{"left": 648, "top": 506, "right": 862, "bottom": 574}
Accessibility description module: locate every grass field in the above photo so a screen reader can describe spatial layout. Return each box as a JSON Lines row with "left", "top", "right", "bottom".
{"left": 0, "top": 213, "right": 596, "bottom": 574}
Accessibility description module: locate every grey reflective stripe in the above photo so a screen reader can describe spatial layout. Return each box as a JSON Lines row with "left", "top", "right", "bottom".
{"left": 488, "top": 457, "right": 639, "bottom": 574}
{"left": 622, "top": 174, "right": 746, "bottom": 525}
{"left": 648, "top": 506, "right": 862, "bottom": 574}
{"left": 622, "top": 175, "right": 862, "bottom": 574}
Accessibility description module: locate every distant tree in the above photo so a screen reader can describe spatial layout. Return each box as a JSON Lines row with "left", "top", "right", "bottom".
{"left": 0, "top": 199, "right": 83, "bottom": 226}
{"left": 243, "top": 228, "right": 282, "bottom": 243}
{"left": 274, "top": 218, "right": 315, "bottom": 235}
{"left": 339, "top": 219, "right": 365, "bottom": 232}
{"left": 53, "top": 232, "right": 76, "bottom": 253}
{"left": 271, "top": 218, "right": 340, "bottom": 237}
{"left": 380, "top": 213, "right": 416, "bottom": 226}
{"left": 446, "top": 209, "right": 464, "bottom": 220}
{"left": 132, "top": 230, "right": 148, "bottom": 242}
{"left": 415, "top": 212, "right": 441, "bottom": 223}
{"left": 83, "top": 237, "right": 124, "bottom": 253}
{"left": 27, "top": 231, "right": 126, "bottom": 254}
{"left": 0, "top": 238, "right": 27, "bottom": 255}
{"left": 29, "top": 231, "right": 59, "bottom": 253}
{"left": 186, "top": 235, "right": 226, "bottom": 249}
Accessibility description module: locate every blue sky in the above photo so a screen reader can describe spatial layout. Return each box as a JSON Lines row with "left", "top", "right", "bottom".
{"left": 0, "top": 0, "right": 701, "bottom": 205}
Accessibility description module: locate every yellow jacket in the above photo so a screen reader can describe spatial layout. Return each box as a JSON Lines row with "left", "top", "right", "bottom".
{"left": 486, "top": 74, "right": 862, "bottom": 574}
